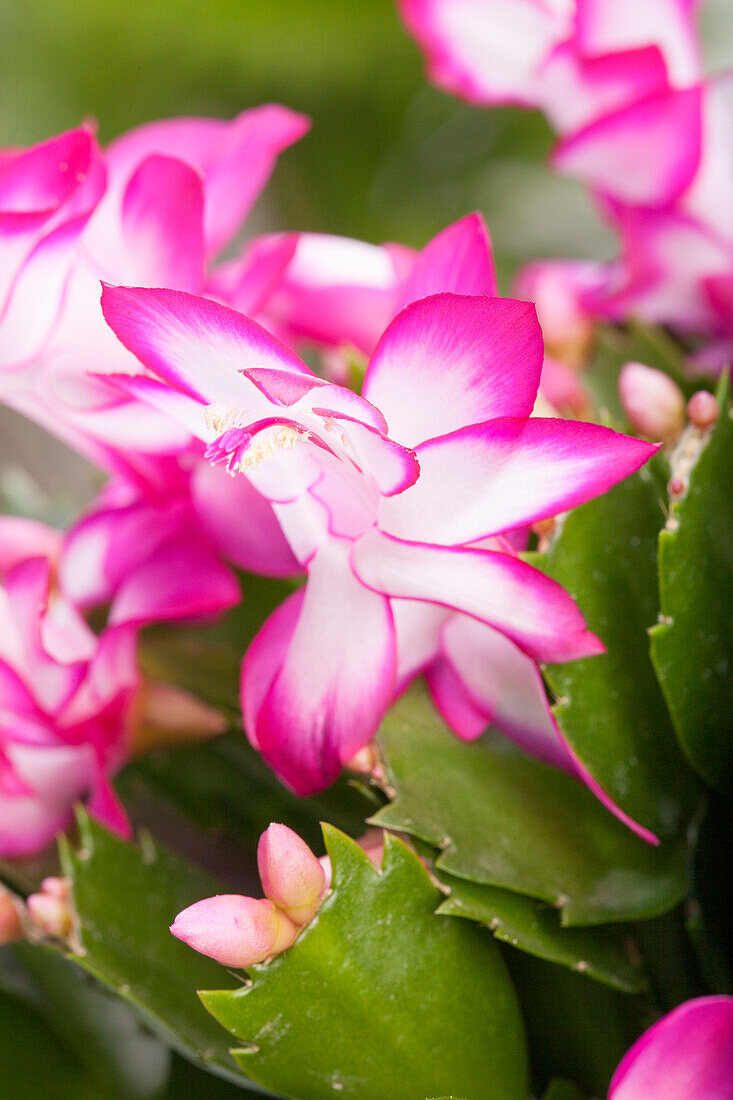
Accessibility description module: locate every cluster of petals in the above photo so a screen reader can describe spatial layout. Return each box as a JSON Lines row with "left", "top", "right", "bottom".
{"left": 400, "top": 0, "right": 733, "bottom": 358}
{"left": 100, "top": 213, "right": 657, "bottom": 838}
{"left": 171, "top": 823, "right": 325, "bottom": 967}
{"left": 0, "top": 516, "right": 138, "bottom": 857}
{"left": 608, "top": 995, "right": 733, "bottom": 1099}
{"left": 0, "top": 108, "right": 312, "bottom": 637}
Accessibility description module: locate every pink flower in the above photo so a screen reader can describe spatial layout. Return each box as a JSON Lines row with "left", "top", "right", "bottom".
{"left": 0, "top": 108, "right": 309, "bottom": 467}
{"left": 608, "top": 996, "right": 733, "bottom": 1099}
{"left": 0, "top": 126, "right": 105, "bottom": 372}
{"left": 252, "top": 212, "right": 497, "bottom": 359}
{"left": 101, "top": 281, "right": 656, "bottom": 816}
{"left": 0, "top": 519, "right": 138, "bottom": 856}
{"left": 59, "top": 467, "right": 242, "bottom": 628}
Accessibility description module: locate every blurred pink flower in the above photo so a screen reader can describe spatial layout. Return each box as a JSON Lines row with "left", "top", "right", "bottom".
{"left": 0, "top": 107, "right": 309, "bottom": 468}
{"left": 608, "top": 996, "right": 733, "bottom": 1099}
{"left": 0, "top": 519, "right": 138, "bottom": 856}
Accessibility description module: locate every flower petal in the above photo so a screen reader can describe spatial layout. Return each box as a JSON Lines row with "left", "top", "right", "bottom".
{"left": 425, "top": 657, "right": 488, "bottom": 741}
{"left": 100, "top": 284, "right": 309, "bottom": 404}
{"left": 395, "top": 212, "right": 497, "bottom": 308}
{"left": 244, "top": 540, "right": 396, "bottom": 794}
{"left": 609, "top": 996, "right": 733, "bottom": 1099}
{"left": 351, "top": 529, "right": 603, "bottom": 663}
{"left": 378, "top": 418, "right": 657, "bottom": 545}
{"left": 118, "top": 154, "right": 205, "bottom": 290}
{"left": 191, "top": 460, "right": 300, "bottom": 578}
{"left": 363, "top": 293, "right": 544, "bottom": 447}
{"left": 552, "top": 86, "right": 702, "bottom": 206}
{"left": 399, "top": 0, "right": 573, "bottom": 107}
{"left": 440, "top": 614, "right": 572, "bottom": 768}
{"left": 575, "top": 0, "right": 701, "bottom": 86}
{"left": 107, "top": 536, "right": 239, "bottom": 627}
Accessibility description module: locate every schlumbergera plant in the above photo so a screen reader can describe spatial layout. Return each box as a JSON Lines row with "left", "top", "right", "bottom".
{"left": 0, "top": 3, "right": 731, "bottom": 1099}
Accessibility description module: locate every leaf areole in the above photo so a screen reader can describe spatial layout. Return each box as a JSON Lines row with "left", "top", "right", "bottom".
{"left": 435, "top": 874, "right": 646, "bottom": 993}
{"left": 201, "top": 826, "right": 530, "bottom": 1100}
{"left": 371, "top": 687, "right": 687, "bottom": 926}
{"left": 650, "top": 380, "right": 733, "bottom": 791}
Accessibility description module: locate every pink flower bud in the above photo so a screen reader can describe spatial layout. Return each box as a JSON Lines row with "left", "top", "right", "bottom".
{"left": 618, "top": 362, "right": 685, "bottom": 441}
{"left": 687, "top": 390, "right": 719, "bottom": 429}
{"left": 170, "top": 895, "right": 297, "bottom": 968}
{"left": 40, "top": 877, "right": 71, "bottom": 901}
{"left": 257, "top": 824, "right": 326, "bottom": 926}
{"left": 26, "top": 892, "right": 73, "bottom": 938}
{"left": 0, "top": 894, "right": 22, "bottom": 944}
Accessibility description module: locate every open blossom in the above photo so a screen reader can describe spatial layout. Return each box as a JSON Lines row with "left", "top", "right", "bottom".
{"left": 0, "top": 518, "right": 138, "bottom": 856}
{"left": 608, "top": 996, "right": 733, "bottom": 1099}
{"left": 101, "top": 279, "right": 655, "bottom": 823}
{"left": 0, "top": 107, "right": 309, "bottom": 468}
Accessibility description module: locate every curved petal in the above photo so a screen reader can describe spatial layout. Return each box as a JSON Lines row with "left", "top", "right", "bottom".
{"left": 0, "top": 741, "right": 97, "bottom": 858}
{"left": 552, "top": 86, "right": 702, "bottom": 206}
{"left": 363, "top": 293, "right": 544, "bottom": 447}
{"left": 575, "top": 0, "right": 701, "bottom": 86}
{"left": 191, "top": 460, "right": 300, "bottom": 577}
{"left": 262, "top": 231, "right": 405, "bottom": 354}
{"left": 100, "top": 284, "right": 310, "bottom": 404}
{"left": 108, "top": 537, "right": 240, "bottom": 627}
{"left": 378, "top": 418, "right": 657, "bottom": 545}
{"left": 399, "top": 0, "right": 573, "bottom": 107}
{"left": 241, "top": 587, "right": 305, "bottom": 748}
{"left": 396, "top": 212, "right": 497, "bottom": 308}
{"left": 609, "top": 996, "right": 733, "bottom": 1099}
{"left": 118, "top": 154, "right": 205, "bottom": 289}
{"left": 209, "top": 233, "right": 299, "bottom": 316}
{"left": 245, "top": 539, "right": 396, "bottom": 794}
{"left": 440, "top": 614, "right": 572, "bottom": 768}
{"left": 102, "top": 106, "right": 310, "bottom": 258}
{"left": 351, "top": 530, "right": 603, "bottom": 664}
{"left": 425, "top": 656, "right": 488, "bottom": 741}
{"left": 0, "top": 517, "right": 60, "bottom": 576}
{"left": 392, "top": 598, "right": 447, "bottom": 689}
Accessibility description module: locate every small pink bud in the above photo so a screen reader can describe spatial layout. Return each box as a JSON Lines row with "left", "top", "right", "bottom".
{"left": 619, "top": 362, "right": 685, "bottom": 441}
{"left": 258, "top": 824, "right": 326, "bottom": 926}
{"left": 170, "top": 895, "right": 297, "bottom": 968}
{"left": 0, "top": 894, "right": 22, "bottom": 944}
{"left": 687, "top": 390, "right": 719, "bottom": 429}
{"left": 27, "top": 892, "right": 73, "bottom": 938}
{"left": 40, "top": 876, "right": 71, "bottom": 901}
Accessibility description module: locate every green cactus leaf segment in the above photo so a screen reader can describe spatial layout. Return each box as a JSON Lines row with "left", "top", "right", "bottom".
{"left": 650, "top": 380, "right": 733, "bottom": 790}
{"left": 371, "top": 686, "right": 687, "bottom": 927}
{"left": 201, "top": 827, "right": 529, "bottom": 1100}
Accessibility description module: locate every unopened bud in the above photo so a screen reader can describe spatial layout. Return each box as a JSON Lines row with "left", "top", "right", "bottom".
{"left": 27, "top": 892, "right": 73, "bottom": 938}
{"left": 686, "top": 390, "right": 719, "bottom": 430}
{"left": 258, "top": 824, "right": 326, "bottom": 926}
{"left": 618, "top": 362, "right": 685, "bottom": 441}
{"left": 170, "top": 895, "right": 297, "bottom": 968}
{"left": 0, "top": 894, "right": 22, "bottom": 944}
{"left": 40, "top": 877, "right": 71, "bottom": 901}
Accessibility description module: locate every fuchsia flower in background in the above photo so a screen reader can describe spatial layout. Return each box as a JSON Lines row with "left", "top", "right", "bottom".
{"left": 0, "top": 517, "right": 138, "bottom": 857}
{"left": 399, "top": 0, "right": 733, "bottom": 356}
{"left": 608, "top": 996, "right": 733, "bottom": 1099}
{"left": 0, "top": 106, "right": 309, "bottom": 468}
{"left": 100, "top": 265, "right": 656, "bottom": 828}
